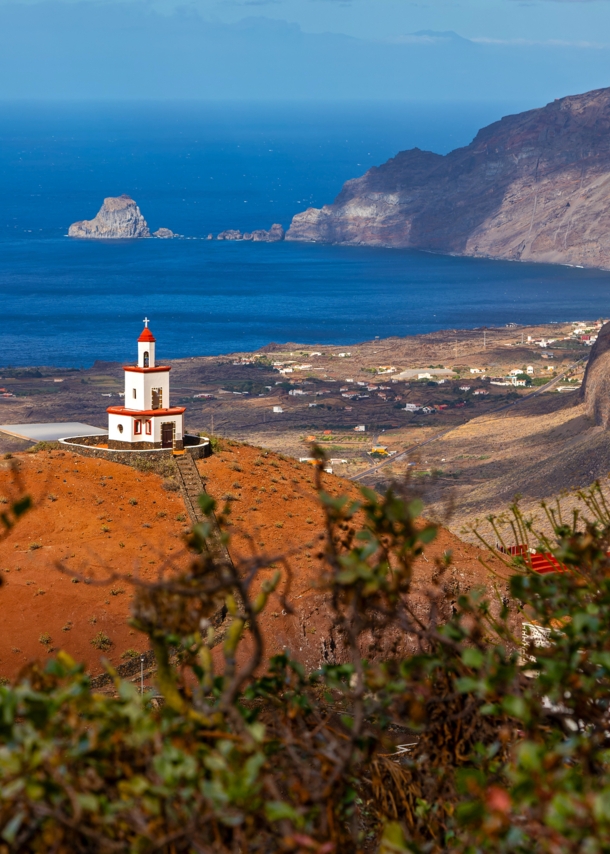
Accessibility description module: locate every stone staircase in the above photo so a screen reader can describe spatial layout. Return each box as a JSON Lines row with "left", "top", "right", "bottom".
{"left": 173, "top": 454, "right": 233, "bottom": 567}
{"left": 174, "top": 454, "right": 207, "bottom": 524}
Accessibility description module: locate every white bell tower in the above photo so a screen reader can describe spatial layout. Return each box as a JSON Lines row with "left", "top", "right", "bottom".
{"left": 106, "top": 319, "right": 186, "bottom": 450}
{"left": 138, "top": 317, "right": 156, "bottom": 368}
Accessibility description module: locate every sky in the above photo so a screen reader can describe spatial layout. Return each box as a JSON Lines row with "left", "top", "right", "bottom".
{"left": 194, "top": 0, "right": 610, "bottom": 45}
{"left": 0, "top": 0, "right": 608, "bottom": 100}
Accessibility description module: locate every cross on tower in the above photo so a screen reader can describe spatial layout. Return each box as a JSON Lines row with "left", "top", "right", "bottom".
{"left": 143, "top": 317, "right": 150, "bottom": 328}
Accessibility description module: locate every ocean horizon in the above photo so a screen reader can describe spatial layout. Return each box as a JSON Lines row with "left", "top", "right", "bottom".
{"left": 2, "top": 100, "right": 610, "bottom": 367}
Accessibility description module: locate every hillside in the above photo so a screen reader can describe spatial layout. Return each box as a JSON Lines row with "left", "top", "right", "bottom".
{"left": 287, "top": 87, "right": 610, "bottom": 270}
{"left": 0, "top": 444, "right": 507, "bottom": 681}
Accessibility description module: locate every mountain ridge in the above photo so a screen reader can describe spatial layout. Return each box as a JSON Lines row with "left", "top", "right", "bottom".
{"left": 286, "top": 87, "right": 610, "bottom": 270}
{"left": 0, "top": 3, "right": 609, "bottom": 100}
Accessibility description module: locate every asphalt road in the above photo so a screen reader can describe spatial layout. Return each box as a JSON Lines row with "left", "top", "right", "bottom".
{"left": 352, "top": 357, "right": 588, "bottom": 482}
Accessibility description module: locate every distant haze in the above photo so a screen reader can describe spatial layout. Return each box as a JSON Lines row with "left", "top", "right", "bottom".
{"left": 0, "top": 3, "right": 609, "bottom": 101}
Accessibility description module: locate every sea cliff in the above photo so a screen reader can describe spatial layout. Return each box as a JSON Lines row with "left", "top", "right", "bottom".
{"left": 286, "top": 87, "right": 610, "bottom": 270}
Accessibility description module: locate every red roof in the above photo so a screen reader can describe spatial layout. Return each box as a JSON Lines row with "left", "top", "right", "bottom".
{"left": 138, "top": 327, "right": 156, "bottom": 343}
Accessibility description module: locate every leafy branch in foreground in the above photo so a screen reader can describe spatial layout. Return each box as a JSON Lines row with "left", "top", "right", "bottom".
{"left": 2, "top": 461, "right": 610, "bottom": 852}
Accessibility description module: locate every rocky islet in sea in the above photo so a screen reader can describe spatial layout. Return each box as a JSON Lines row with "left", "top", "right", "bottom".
{"left": 216, "top": 224, "right": 285, "bottom": 242}
{"left": 68, "top": 194, "right": 284, "bottom": 242}
{"left": 68, "top": 195, "right": 180, "bottom": 239}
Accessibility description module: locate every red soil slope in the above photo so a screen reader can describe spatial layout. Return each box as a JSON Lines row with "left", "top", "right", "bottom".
{"left": 0, "top": 444, "right": 508, "bottom": 681}
{"left": 0, "top": 450, "right": 188, "bottom": 679}
{"left": 198, "top": 444, "right": 510, "bottom": 671}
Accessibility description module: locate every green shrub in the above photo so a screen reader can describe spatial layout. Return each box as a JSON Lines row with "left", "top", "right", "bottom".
{"left": 90, "top": 632, "right": 112, "bottom": 651}
{"left": 209, "top": 436, "right": 223, "bottom": 453}
{"left": 120, "top": 649, "right": 140, "bottom": 660}
{"left": 6, "top": 467, "right": 610, "bottom": 853}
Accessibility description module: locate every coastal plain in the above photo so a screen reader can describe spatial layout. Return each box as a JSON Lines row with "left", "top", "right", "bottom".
{"left": 0, "top": 320, "right": 596, "bottom": 539}
{"left": 0, "top": 321, "right": 586, "bottom": 463}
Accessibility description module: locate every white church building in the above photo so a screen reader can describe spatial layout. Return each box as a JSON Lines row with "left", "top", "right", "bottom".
{"left": 106, "top": 319, "right": 185, "bottom": 450}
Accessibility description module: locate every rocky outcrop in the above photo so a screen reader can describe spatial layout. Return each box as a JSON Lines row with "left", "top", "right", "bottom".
{"left": 216, "top": 224, "right": 285, "bottom": 242}
{"left": 254, "top": 223, "right": 285, "bottom": 242}
{"left": 286, "top": 87, "right": 610, "bottom": 270}
{"left": 153, "top": 227, "right": 177, "bottom": 239}
{"left": 69, "top": 195, "right": 151, "bottom": 239}
{"left": 581, "top": 322, "right": 610, "bottom": 427}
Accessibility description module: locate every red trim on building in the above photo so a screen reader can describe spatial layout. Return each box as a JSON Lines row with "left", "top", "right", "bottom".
{"left": 107, "top": 406, "right": 186, "bottom": 417}
{"left": 124, "top": 365, "right": 171, "bottom": 374}
{"left": 138, "top": 328, "right": 156, "bottom": 343}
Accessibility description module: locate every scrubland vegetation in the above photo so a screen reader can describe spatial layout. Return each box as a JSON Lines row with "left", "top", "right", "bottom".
{"left": 1, "top": 457, "right": 610, "bottom": 852}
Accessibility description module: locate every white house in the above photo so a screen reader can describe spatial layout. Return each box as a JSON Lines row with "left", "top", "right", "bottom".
{"left": 106, "top": 320, "right": 185, "bottom": 450}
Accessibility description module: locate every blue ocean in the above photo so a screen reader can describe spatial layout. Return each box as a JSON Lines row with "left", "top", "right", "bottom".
{"left": 1, "top": 100, "right": 609, "bottom": 367}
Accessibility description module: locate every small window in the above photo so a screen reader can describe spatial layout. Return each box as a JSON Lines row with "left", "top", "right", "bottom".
{"left": 132, "top": 389, "right": 137, "bottom": 399}
{"left": 145, "top": 420, "right": 152, "bottom": 435}
{"left": 143, "top": 351, "right": 149, "bottom": 368}
{"left": 134, "top": 420, "right": 142, "bottom": 435}
{"left": 117, "top": 424, "right": 124, "bottom": 434}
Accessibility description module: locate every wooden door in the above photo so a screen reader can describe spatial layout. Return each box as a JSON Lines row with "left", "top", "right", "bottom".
{"left": 161, "top": 423, "right": 174, "bottom": 448}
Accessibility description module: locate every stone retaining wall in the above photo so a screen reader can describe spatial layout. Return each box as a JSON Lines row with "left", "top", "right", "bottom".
{"left": 90, "top": 649, "right": 158, "bottom": 690}
{"left": 107, "top": 438, "right": 184, "bottom": 451}
{"left": 59, "top": 434, "right": 210, "bottom": 466}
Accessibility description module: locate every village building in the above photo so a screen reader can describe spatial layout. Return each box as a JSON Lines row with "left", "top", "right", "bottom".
{"left": 106, "top": 319, "right": 186, "bottom": 450}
